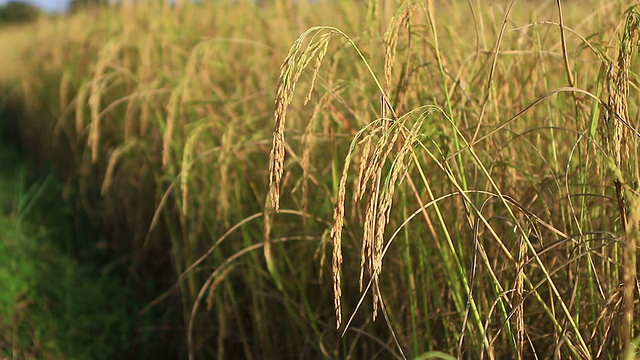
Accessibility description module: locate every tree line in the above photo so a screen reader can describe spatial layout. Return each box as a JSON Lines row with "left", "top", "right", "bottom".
{"left": 0, "top": 0, "right": 107, "bottom": 25}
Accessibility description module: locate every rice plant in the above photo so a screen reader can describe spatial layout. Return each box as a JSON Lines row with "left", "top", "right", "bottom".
{"left": 1, "top": 0, "right": 638, "bottom": 358}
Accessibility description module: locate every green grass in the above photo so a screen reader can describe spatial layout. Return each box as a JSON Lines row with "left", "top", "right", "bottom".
{"left": 0, "top": 0, "right": 639, "bottom": 358}
{"left": 0, "top": 143, "right": 133, "bottom": 359}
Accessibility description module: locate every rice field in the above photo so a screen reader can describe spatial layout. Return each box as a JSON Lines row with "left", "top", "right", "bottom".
{"left": 0, "top": 0, "right": 639, "bottom": 358}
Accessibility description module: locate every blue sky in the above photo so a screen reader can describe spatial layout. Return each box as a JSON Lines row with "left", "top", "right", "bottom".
{"left": 0, "top": 0, "right": 69, "bottom": 12}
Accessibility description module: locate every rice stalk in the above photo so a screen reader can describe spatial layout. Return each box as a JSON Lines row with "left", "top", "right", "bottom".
{"left": 267, "top": 25, "right": 389, "bottom": 329}
{"left": 365, "top": 0, "right": 379, "bottom": 38}
{"left": 216, "top": 121, "right": 234, "bottom": 226}
{"left": 359, "top": 121, "right": 402, "bottom": 297}
{"left": 330, "top": 125, "right": 373, "bottom": 328}
{"left": 301, "top": 93, "right": 332, "bottom": 221}
{"left": 383, "top": 1, "right": 414, "bottom": 95}
{"left": 88, "top": 40, "right": 122, "bottom": 163}
{"left": 622, "top": 194, "right": 640, "bottom": 358}
{"left": 304, "top": 32, "right": 331, "bottom": 106}
{"left": 101, "top": 140, "right": 139, "bottom": 195}
{"left": 74, "top": 82, "right": 90, "bottom": 141}
{"left": 181, "top": 122, "right": 214, "bottom": 216}
{"left": 354, "top": 132, "right": 375, "bottom": 202}
{"left": 601, "top": 5, "right": 640, "bottom": 350}
{"left": 371, "top": 117, "right": 423, "bottom": 320}
{"left": 514, "top": 226, "right": 528, "bottom": 358}
{"left": 163, "top": 84, "right": 183, "bottom": 169}
{"left": 269, "top": 27, "right": 336, "bottom": 212}
{"left": 268, "top": 25, "right": 387, "bottom": 213}
{"left": 58, "top": 71, "right": 72, "bottom": 125}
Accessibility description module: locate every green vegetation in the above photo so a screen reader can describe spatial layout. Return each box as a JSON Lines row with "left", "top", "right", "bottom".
{"left": 0, "top": 143, "right": 132, "bottom": 359}
{"left": 0, "top": 0, "right": 639, "bottom": 358}
{"left": 0, "top": 2, "right": 40, "bottom": 24}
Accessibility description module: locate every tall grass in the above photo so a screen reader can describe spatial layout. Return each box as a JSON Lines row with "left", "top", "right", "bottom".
{"left": 0, "top": 141, "right": 132, "bottom": 359}
{"left": 1, "top": 0, "right": 639, "bottom": 358}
